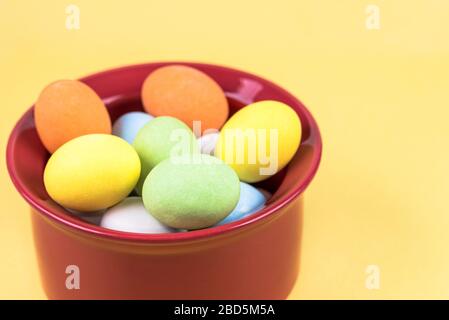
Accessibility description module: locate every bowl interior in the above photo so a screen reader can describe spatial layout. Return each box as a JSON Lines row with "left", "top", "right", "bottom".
{"left": 7, "top": 62, "right": 322, "bottom": 242}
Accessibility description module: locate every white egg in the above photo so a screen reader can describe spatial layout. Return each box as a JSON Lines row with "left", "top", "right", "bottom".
{"left": 197, "top": 132, "right": 220, "bottom": 155}
{"left": 101, "top": 197, "right": 176, "bottom": 234}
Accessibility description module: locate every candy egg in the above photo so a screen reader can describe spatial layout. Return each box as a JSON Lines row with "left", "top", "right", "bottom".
{"left": 216, "top": 182, "right": 266, "bottom": 226}
{"left": 133, "top": 116, "right": 198, "bottom": 194}
{"left": 101, "top": 197, "right": 176, "bottom": 234}
{"left": 35, "top": 80, "right": 111, "bottom": 153}
{"left": 112, "top": 111, "right": 153, "bottom": 144}
{"left": 197, "top": 132, "right": 220, "bottom": 155}
{"left": 215, "top": 100, "right": 302, "bottom": 182}
{"left": 141, "top": 65, "right": 229, "bottom": 134}
{"left": 142, "top": 154, "right": 240, "bottom": 230}
{"left": 44, "top": 134, "right": 141, "bottom": 212}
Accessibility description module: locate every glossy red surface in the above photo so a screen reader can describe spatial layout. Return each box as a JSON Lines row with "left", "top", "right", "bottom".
{"left": 7, "top": 62, "right": 322, "bottom": 299}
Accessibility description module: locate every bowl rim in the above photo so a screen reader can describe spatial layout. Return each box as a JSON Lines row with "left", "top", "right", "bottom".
{"left": 6, "top": 61, "right": 322, "bottom": 244}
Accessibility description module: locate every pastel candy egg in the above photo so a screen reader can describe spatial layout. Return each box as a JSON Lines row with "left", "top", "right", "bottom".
{"left": 112, "top": 111, "right": 153, "bottom": 144}
{"left": 197, "top": 132, "right": 220, "bottom": 155}
{"left": 142, "top": 154, "right": 240, "bottom": 230}
{"left": 215, "top": 100, "right": 302, "bottom": 182}
{"left": 44, "top": 134, "right": 141, "bottom": 212}
{"left": 141, "top": 65, "right": 229, "bottom": 134}
{"left": 216, "top": 182, "right": 266, "bottom": 226}
{"left": 101, "top": 197, "right": 176, "bottom": 234}
{"left": 35, "top": 80, "right": 111, "bottom": 153}
{"left": 133, "top": 116, "right": 198, "bottom": 194}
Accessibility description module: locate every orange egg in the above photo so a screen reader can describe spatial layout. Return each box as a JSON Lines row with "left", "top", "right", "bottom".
{"left": 141, "top": 65, "right": 228, "bottom": 134}
{"left": 35, "top": 80, "right": 111, "bottom": 153}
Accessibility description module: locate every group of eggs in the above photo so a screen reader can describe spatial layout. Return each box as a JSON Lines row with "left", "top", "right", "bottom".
{"left": 36, "top": 65, "right": 302, "bottom": 233}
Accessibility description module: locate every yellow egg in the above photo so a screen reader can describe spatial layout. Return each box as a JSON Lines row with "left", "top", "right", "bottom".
{"left": 215, "top": 100, "right": 301, "bottom": 182}
{"left": 44, "top": 134, "right": 141, "bottom": 212}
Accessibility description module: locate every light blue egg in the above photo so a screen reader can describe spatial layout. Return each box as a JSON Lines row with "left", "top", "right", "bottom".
{"left": 216, "top": 182, "right": 266, "bottom": 226}
{"left": 112, "top": 111, "right": 153, "bottom": 144}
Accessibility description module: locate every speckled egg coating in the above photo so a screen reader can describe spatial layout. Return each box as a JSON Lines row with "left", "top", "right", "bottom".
{"left": 35, "top": 80, "right": 111, "bottom": 153}
{"left": 101, "top": 197, "right": 176, "bottom": 234}
{"left": 215, "top": 100, "right": 302, "bottom": 182}
{"left": 142, "top": 154, "right": 240, "bottom": 230}
{"left": 133, "top": 116, "right": 198, "bottom": 194}
{"left": 44, "top": 134, "right": 140, "bottom": 212}
{"left": 216, "top": 182, "right": 266, "bottom": 226}
{"left": 112, "top": 111, "right": 153, "bottom": 144}
{"left": 141, "top": 65, "right": 229, "bottom": 134}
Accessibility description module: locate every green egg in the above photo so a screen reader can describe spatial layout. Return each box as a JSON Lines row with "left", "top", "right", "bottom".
{"left": 133, "top": 116, "right": 198, "bottom": 194}
{"left": 142, "top": 154, "right": 240, "bottom": 230}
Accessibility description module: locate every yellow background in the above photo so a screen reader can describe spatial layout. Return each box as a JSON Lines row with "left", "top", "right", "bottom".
{"left": 1, "top": 0, "right": 449, "bottom": 299}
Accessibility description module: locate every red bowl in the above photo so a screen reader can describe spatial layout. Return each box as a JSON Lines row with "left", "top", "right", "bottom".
{"left": 6, "top": 62, "right": 322, "bottom": 299}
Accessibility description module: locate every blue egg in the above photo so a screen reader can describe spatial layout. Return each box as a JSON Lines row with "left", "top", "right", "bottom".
{"left": 216, "top": 182, "right": 266, "bottom": 226}
{"left": 112, "top": 111, "right": 153, "bottom": 144}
